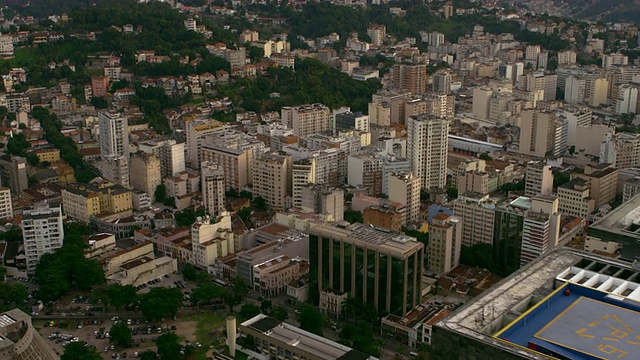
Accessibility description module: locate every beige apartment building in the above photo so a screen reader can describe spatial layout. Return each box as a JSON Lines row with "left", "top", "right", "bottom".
{"left": 407, "top": 115, "right": 449, "bottom": 190}
{"left": 388, "top": 172, "right": 421, "bottom": 224}
{"left": 458, "top": 171, "right": 490, "bottom": 195}
{"left": 201, "top": 161, "right": 225, "bottom": 217}
{"left": 453, "top": 192, "right": 496, "bottom": 247}
{"left": 557, "top": 178, "right": 595, "bottom": 219}
{"left": 62, "top": 181, "right": 132, "bottom": 224}
{"left": 252, "top": 152, "right": 292, "bottom": 211}
{"left": 129, "top": 152, "right": 161, "bottom": 201}
{"left": 525, "top": 161, "right": 554, "bottom": 198}
{"left": 281, "top": 103, "right": 331, "bottom": 138}
{"left": 572, "top": 163, "right": 618, "bottom": 208}
{"left": 393, "top": 63, "right": 428, "bottom": 95}
{"left": 253, "top": 256, "right": 309, "bottom": 297}
{"left": 518, "top": 110, "right": 556, "bottom": 158}
{"left": 427, "top": 213, "right": 462, "bottom": 274}
{"left": 201, "top": 144, "right": 252, "bottom": 191}
{"left": 0, "top": 187, "right": 12, "bottom": 220}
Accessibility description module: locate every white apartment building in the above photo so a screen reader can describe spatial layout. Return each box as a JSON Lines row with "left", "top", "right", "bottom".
{"left": 185, "top": 118, "right": 226, "bottom": 167}
{"left": 427, "top": 213, "right": 462, "bottom": 274}
{"left": 600, "top": 132, "right": 640, "bottom": 169}
{"left": 201, "top": 161, "right": 225, "bottom": 217}
{"left": 347, "top": 153, "right": 383, "bottom": 196}
{"left": 22, "top": 202, "right": 64, "bottom": 273}
{"left": 191, "top": 214, "right": 235, "bottom": 268}
{"left": 367, "top": 24, "right": 386, "bottom": 46}
{"left": 252, "top": 152, "right": 292, "bottom": 211}
{"left": 0, "top": 187, "right": 12, "bottom": 220}
{"left": 388, "top": 172, "right": 421, "bottom": 224}
{"left": 564, "top": 76, "right": 586, "bottom": 104}
{"left": 557, "top": 178, "right": 595, "bottom": 219}
{"left": 130, "top": 152, "right": 161, "bottom": 201}
{"left": 520, "top": 196, "right": 560, "bottom": 266}
{"left": 98, "top": 110, "right": 129, "bottom": 157}
{"left": 453, "top": 193, "right": 496, "bottom": 247}
{"left": 0, "top": 35, "right": 14, "bottom": 57}
{"left": 407, "top": 115, "right": 449, "bottom": 190}
{"left": 615, "top": 84, "right": 639, "bottom": 115}
{"left": 201, "top": 144, "right": 253, "bottom": 191}
{"left": 300, "top": 184, "right": 344, "bottom": 222}
{"left": 138, "top": 139, "right": 185, "bottom": 178}
{"left": 525, "top": 161, "right": 554, "bottom": 198}
{"left": 281, "top": 103, "right": 331, "bottom": 138}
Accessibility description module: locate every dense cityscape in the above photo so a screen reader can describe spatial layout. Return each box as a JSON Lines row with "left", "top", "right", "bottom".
{"left": 1, "top": 0, "right": 640, "bottom": 359}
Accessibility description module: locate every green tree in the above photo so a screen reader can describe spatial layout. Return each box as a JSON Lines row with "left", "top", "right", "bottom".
{"left": 479, "top": 152, "right": 493, "bottom": 161}
{"left": 237, "top": 207, "right": 251, "bottom": 221}
{"left": 155, "top": 184, "right": 167, "bottom": 203}
{"left": 344, "top": 209, "right": 363, "bottom": 224}
{"left": 191, "top": 282, "right": 225, "bottom": 305}
{"left": 254, "top": 196, "right": 267, "bottom": 211}
{"left": 139, "top": 351, "right": 159, "bottom": 360}
{"left": 156, "top": 333, "right": 181, "bottom": 360}
{"left": 0, "top": 266, "right": 6, "bottom": 281}
{"left": 297, "top": 303, "right": 323, "bottom": 336}
{"left": 446, "top": 186, "right": 458, "bottom": 200}
{"left": 339, "top": 321, "right": 379, "bottom": 357}
{"left": 240, "top": 303, "right": 261, "bottom": 320}
{"left": 107, "top": 284, "right": 138, "bottom": 311}
{"left": 0, "top": 283, "right": 28, "bottom": 312}
{"left": 6, "top": 133, "right": 30, "bottom": 157}
{"left": 182, "top": 263, "right": 198, "bottom": 281}
{"left": 139, "top": 287, "right": 183, "bottom": 321}
{"left": 0, "top": 226, "right": 22, "bottom": 242}
{"left": 61, "top": 342, "right": 103, "bottom": 360}
{"left": 110, "top": 321, "right": 133, "bottom": 348}
{"left": 239, "top": 190, "right": 253, "bottom": 200}
{"left": 90, "top": 96, "right": 109, "bottom": 109}
{"left": 260, "top": 299, "right": 272, "bottom": 314}
{"left": 26, "top": 152, "right": 39, "bottom": 166}
{"left": 270, "top": 306, "right": 288, "bottom": 321}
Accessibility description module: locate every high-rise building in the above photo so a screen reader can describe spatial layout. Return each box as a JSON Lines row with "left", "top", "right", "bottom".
{"left": 191, "top": 214, "right": 234, "bottom": 268}
{"left": 309, "top": 222, "right": 424, "bottom": 316}
{"left": 22, "top": 202, "right": 64, "bottom": 273}
{"left": 388, "top": 172, "right": 421, "bottom": 224}
{"left": 185, "top": 118, "right": 226, "bottom": 167}
{"left": 590, "top": 77, "right": 609, "bottom": 107}
{"left": 492, "top": 197, "right": 529, "bottom": 273}
{"left": 572, "top": 163, "right": 618, "bottom": 208}
{"left": 407, "top": 115, "right": 449, "bottom": 190}
{"left": 392, "top": 63, "right": 428, "bottom": 95}
{"left": 0, "top": 155, "right": 27, "bottom": 194}
{"left": 525, "top": 161, "right": 554, "bottom": 197}
{"left": 201, "top": 144, "right": 252, "bottom": 191}
{"left": 453, "top": 192, "right": 496, "bottom": 247}
{"left": 564, "top": 76, "right": 586, "bottom": 104}
{"left": 99, "top": 154, "right": 130, "bottom": 188}
{"left": 130, "top": 152, "right": 161, "bottom": 200}
{"left": 615, "top": 83, "right": 639, "bottom": 114}
{"left": 369, "top": 89, "right": 410, "bottom": 125}
{"left": 427, "top": 213, "right": 461, "bottom": 274}
{"left": 599, "top": 132, "right": 640, "bottom": 169}
{"left": 367, "top": 24, "right": 386, "bottom": 46}
{"left": 537, "top": 51, "right": 549, "bottom": 69}
{"left": 520, "top": 195, "right": 560, "bottom": 266}
{"left": 0, "top": 34, "right": 14, "bottom": 57}
{"left": 427, "top": 32, "right": 445, "bottom": 47}
{"left": 98, "top": 110, "right": 129, "bottom": 158}
{"left": 424, "top": 94, "right": 455, "bottom": 119}
{"left": 525, "top": 45, "right": 541, "bottom": 64}
{"left": 559, "top": 106, "right": 591, "bottom": 147}
{"left": 201, "top": 161, "right": 225, "bottom": 217}
{"left": 347, "top": 154, "right": 383, "bottom": 196}
{"left": 335, "top": 111, "right": 370, "bottom": 133}
{"left": 91, "top": 76, "right": 109, "bottom": 98}
{"left": 300, "top": 183, "right": 344, "bottom": 222}
{"left": 472, "top": 87, "right": 492, "bottom": 120}
{"left": 0, "top": 187, "right": 12, "bottom": 220}
{"left": 557, "top": 50, "right": 577, "bottom": 65}
{"left": 432, "top": 70, "right": 452, "bottom": 94}
{"left": 252, "top": 152, "right": 292, "bottom": 211}
{"left": 0, "top": 308, "right": 59, "bottom": 359}
{"left": 138, "top": 139, "right": 186, "bottom": 178}
{"left": 518, "top": 110, "right": 557, "bottom": 158}
{"left": 281, "top": 103, "right": 331, "bottom": 138}
{"left": 602, "top": 52, "right": 628, "bottom": 70}
{"left": 557, "top": 178, "right": 595, "bottom": 219}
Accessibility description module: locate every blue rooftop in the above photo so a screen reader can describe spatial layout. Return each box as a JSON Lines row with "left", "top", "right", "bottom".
{"left": 494, "top": 282, "right": 640, "bottom": 360}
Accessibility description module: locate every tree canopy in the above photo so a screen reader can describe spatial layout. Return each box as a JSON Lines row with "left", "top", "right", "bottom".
{"left": 110, "top": 321, "right": 133, "bottom": 348}
{"left": 139, "top": 287, "right": 183, "bottom": 321}
{"left": 296, "top": 303, "right": 324, "bottom": 336}
{"left": 61, "top": 342, "right": 103, "bottom": 360}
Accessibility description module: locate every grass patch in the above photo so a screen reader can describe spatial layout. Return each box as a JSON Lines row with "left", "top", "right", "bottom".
{"left": 223, "top": 345, "right": 249, "bottom": 360}
{"left": 184, "top": 312, "right": 225, "bottom": 360}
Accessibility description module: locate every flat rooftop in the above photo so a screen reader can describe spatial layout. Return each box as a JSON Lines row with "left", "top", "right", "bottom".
{"left": 241, "top": 314, "right": 376, "bottom": 360}
{"left": 589, "top": 193, "right": 640, "bottom": 259}
{"left": 310, "top": 223, "right": 421, "bottom": 256}
{"left": 495, "top": 283, "right": 640, "bottom": 360}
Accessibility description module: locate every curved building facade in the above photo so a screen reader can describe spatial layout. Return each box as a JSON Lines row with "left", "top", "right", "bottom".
{"left": 0, "top": 309, "right": 58, "bottom": 360}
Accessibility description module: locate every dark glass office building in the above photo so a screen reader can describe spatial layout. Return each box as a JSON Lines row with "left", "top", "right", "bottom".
{"left": 310, "top": 223, "right": 424, "bottom": 317}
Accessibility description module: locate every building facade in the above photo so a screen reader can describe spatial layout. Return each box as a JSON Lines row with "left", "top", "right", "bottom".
{"left": 129, "top": 152, "right": 161, "bottom": 201}
{"left": 252, "top": 152, "right": 292, "bottom": 211}
{"left": 407, "top": 115, "right": 449, "bottom": 190}
{"left": 427, "top": 213, "right": 462, "bottom": 274}
{"left": 201, "top": 161, "right": 226, "bottom": 217}
{"left": 22, "top": 202, "right": 64, "bottom": 273}
{"left": 388, "top": 172, "right": 421, "bottom": 224}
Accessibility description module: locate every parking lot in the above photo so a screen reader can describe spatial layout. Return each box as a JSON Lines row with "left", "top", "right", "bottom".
{"left": 38, "top": 315, "right": 201, "bottom": 359}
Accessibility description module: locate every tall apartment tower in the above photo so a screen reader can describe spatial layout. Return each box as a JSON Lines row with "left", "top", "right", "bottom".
{"left": 300, "top": 184, "right": 344, "bottom": 222}
{"left": 0, "top": 155, "right": 28, "bottom": 194}
{"left": 0, "top": 187, "right": 12, "bottom": 220}
{"left": 407, "top": 115, "right": 449, "bottom": 190}
{"left": 525, "top": 161, "right": 554, "bottom": 197}
{"left": 367, "top": 24, "right": 386, "bottom": 46}
{"left": 392, "top": 63, "right": 428, "bottom": 95}
{"left": 520, "top": 195, "right": 560, "bottom": 266}
{"left": 98, "top": 110, "right": 129, "bottom": 157}
{"left": 309, "top": 223, "right": 424, "bottom": 317}
{"left": 22, "top": 202, "right": 64, "bottom": 273}
{"left": 281, "top": 103, "right": 331, "bottom": 138}
{"left": 185, "top": 118, "right": 225, "bottom": 167}
{"left": 252, "top": 152, "right": 292, "bottom": 211}
{"left": 201, "top": 161, "right": 226, "bottom": 217}
{"left": 388, "top": 172, "right": 421, "bottom": 224}
{"left": 138, "top": 139, "right": 186, "bottom": 178}
{"left": 0, "top": 309, "right": 59, "bottom": 360}
{"left": 130, "top": 152, "right": 161, "bottom": 200}
{"left": 472, "top": 87, "right": 493, "bottom": 120}
{"left": 347, "top": 154, "right": 383, "bottom": 196}
{"left": 518, "top": 110, "right": 556, "bottom": 158}
{"left": 432, "top": 70, "right": 452, "bottom": 94}
{"left": 427, "top": 213, "right": 462, "bottom": 274}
